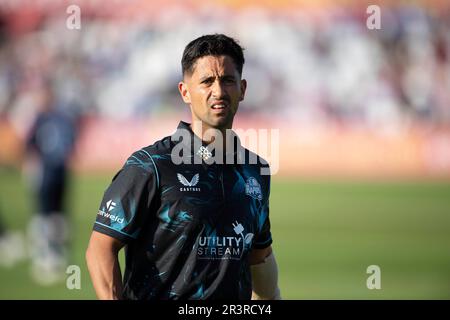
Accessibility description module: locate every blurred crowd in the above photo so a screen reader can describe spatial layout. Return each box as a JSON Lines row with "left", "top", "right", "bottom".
{"left": 1, "top": 0, "right": 449, "bottom": 287}
{"left": 0, "top": 2, "right": 449, "bottom": 137}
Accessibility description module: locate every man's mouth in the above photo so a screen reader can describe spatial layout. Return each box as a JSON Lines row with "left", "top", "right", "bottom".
{"left": 210, "top": 101, "right": 228, "bottom": 110}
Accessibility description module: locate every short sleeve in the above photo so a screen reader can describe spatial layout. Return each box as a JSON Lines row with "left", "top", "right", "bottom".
{"left": 93, "top": 150, "right": 158, "bottom": 243}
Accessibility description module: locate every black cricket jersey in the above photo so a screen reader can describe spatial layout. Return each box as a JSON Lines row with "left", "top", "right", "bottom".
{"left": 93, "top": 121, "right": 272, "bottom": 300}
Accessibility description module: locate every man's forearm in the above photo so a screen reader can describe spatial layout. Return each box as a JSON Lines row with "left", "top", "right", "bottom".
{"left": 86, "top": 246, "right": 123, "bottom": 300}
{"left": 251, "top": 252, "right": 282, "bottom": 300}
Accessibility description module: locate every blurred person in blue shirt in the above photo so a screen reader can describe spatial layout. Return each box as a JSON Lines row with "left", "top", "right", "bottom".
{"left": 25, "top": 84, "right": 78, "bottom": 285}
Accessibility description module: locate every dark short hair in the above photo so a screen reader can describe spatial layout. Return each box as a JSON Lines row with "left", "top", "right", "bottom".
{"left": 181, "top": 34, "right": 245, "bottom": 77}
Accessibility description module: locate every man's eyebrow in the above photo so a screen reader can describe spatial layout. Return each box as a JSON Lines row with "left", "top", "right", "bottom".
{"left": 199, "top": 75, "right": 214, "bottom": 82}
{"left": 199, "top": 74, "right": 236, "bottom": 82}
{"left": 221, "top": 74, "right": 236, "bottom": 79}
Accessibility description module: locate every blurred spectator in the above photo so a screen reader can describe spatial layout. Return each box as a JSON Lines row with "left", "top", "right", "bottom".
{"left": 24, "top": 84, "right": 78, "bottom": 285}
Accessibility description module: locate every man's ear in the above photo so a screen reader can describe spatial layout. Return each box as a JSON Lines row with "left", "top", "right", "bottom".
{"left": 178, "top": 81, "right": 191, "bottom": 104}
{"left": 239, "top": 79, "right": 247, "bottom": 101}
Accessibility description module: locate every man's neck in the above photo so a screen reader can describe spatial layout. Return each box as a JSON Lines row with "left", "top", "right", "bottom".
{"left": 191, "top": 119, "right": 225, "bottom": 144}
{"left": 190, "top": 120, "right": 233, "bottom": 151}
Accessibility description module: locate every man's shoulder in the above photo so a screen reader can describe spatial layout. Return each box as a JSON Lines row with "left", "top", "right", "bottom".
{"left": 240, "top": 147, "right": 270, "bottom": 169}
{"left": 239, "top": 147, "right": 271, "bottom": 181}
{"left": 122, "top": 134, "right": 170, "bottom": 166}
{"left": 141, "top": 134, "right": 174, "bottom": 159}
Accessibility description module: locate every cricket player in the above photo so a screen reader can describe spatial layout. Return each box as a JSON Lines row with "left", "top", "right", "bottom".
{"left": 86, "top": 34, "right": 281, "bottom": 300}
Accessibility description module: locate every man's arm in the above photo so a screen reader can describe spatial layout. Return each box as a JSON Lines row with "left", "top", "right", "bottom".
{"left": 86, "top": 231, "right": 125, "bottom": 300}
{"left": 248, "top": 245, "right": 282, "bottom": 300}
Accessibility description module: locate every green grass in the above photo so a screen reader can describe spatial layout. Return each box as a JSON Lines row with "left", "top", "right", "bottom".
{"left": 1, "top": 168, "right": 449, "bottom": 299}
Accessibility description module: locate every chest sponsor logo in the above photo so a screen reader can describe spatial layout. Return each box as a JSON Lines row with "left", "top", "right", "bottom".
{"left": 245, "top": 177, "right": 262, "bottom": 200}
{"left": 177, "top": 173, "right": 201, "bottom": 192}
{"left": 197, "top": 221, "right": 254, "bottom": 260}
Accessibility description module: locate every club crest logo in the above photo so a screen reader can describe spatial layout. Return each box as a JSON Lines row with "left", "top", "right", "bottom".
{"left": 245, "top": 177, "right": 262, "bottom": 200}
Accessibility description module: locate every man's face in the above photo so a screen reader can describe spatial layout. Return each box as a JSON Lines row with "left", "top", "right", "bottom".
{"left": 178, "top": 55, "right": 247, "bottom": 131}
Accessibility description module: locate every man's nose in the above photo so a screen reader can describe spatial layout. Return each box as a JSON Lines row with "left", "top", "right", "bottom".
{"left": 211, "top": 80, "right": 226, "bottom": 99}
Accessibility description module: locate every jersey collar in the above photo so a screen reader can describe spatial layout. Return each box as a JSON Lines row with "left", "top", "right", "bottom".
{"left": 172, "top": 121, "right": 243, "bottom": 165}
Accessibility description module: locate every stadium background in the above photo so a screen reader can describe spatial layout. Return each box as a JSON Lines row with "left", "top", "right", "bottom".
{"left": 0, "top": 0, "right": 449, "bottom": 299}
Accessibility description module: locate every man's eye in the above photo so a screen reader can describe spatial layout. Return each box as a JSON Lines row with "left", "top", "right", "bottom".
{"left": 224, "top": 78, "right": 236, "bottom": 84}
